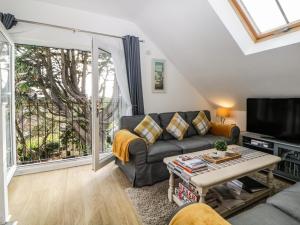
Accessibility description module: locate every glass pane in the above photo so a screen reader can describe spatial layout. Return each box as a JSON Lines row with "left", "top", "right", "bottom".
{"left": 0, "top": 33, "right": 14, "bottom": 170}
{"left": 14, "top": 44, "right": 121, "bottom": 164}
{"left": 97, "top": 50, "right": 121, "bottom": 154}
{"left": 15, "top": 45, "right": 92, "bottom": 164}
{"left": 278, "top": 0, "right": 300, "bottom": 23}
{"left": 241, "top": 0, "right": 287, "bottom": 33}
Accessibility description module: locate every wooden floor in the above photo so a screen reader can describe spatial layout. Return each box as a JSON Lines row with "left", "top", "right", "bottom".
{"left": 8, "top": 162, "right": 141, "bottom": 225}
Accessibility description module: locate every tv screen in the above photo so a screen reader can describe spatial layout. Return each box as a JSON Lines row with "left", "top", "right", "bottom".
{"left": 247, "top": 98, "right": 300, "bottom": 144}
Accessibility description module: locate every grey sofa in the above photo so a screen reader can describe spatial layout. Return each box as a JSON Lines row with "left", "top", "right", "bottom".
{"left": 115, "top": 110, "right": 240, "bottom": 187}
{"left": 229, "top": 182, "right": 300, "bottom": 225}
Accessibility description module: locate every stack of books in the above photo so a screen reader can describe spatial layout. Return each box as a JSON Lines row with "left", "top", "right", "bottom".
{"left": 227, "top": 176, "right": 267, "bottom": 194}
{"left": 167, "top": 155, "right": 207, "bottom": 183}
{"left": 227, "top": 180, "right": 244, "bottom": 195}
{"left": 175, "top": 182, "right": 199, "bottom": 203}
{"left": 173, "top": 155, "right": 207, "bottom": 173}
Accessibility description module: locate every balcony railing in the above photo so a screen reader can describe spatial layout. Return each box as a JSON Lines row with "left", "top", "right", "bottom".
{"left": 16, "top": 99, "right": 121, "bottom": 165}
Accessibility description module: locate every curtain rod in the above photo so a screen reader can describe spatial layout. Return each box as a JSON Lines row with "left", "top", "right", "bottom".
{"left": 17, "top": 19, "right": 144, "bottom": 43}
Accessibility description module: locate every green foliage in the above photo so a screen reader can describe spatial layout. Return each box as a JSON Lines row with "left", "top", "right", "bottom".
{"left": 17, "top": 134, "right": 61, "bottom": 163}
{"left": 44, "top": 142, "right": 60, "bottom": 152}
{"left": 214, "top": 139, "right": 227, "bottom": 151}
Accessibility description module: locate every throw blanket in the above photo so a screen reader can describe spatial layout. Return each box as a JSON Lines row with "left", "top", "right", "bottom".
{"left": 210, "top": 122, "right": 235, "bottom": 139}
{"left": 169, "top": 203, "right": 231, "bottom": 225}
{"left": 112, "top": 129, "right": 142, "bottom": 162}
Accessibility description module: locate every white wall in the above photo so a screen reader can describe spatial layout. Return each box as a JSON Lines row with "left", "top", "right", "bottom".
{"left": 211, "top": 110, "right": 246, "bottom": 131}
{"left": 130, "top": 0, "right": 300, "bottom": 113}
{"left": 140, "top": 41, "right": 211, "bottom": 113}
{"left": 228, "top": 111, "right": 246, "bottom": 131}
{"left": 1, "top": 0, "right": 212, "bottom": 114}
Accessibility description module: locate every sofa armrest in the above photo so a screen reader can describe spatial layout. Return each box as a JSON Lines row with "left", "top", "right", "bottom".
{"left": 128, "top": 137, "right": 148, "bottom": 164}
{"left": 210, "top": 122, "right": 240, "bottom": 144}
{"left": 230, "top": 126, "right": 240, "bottom": 144}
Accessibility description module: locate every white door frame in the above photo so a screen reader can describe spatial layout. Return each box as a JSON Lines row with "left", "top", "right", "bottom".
{"left": 92, "top": 37, "right": 119, "bottom": 171}
{"left": 0, "top": 23, "right": 17, "bottom": 224}
{"left": 91, "top": 38, "right": 101, "bottom": 171}
{"left": 0, "top": 106, "right": 9, "bottom": 225}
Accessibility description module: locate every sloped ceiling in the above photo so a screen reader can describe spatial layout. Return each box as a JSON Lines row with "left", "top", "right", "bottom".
{"left": 34, "top": 0, "right": 300, "bottom": 110}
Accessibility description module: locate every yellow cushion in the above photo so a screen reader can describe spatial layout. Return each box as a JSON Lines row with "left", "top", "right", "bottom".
{"left": 169, "top": 203, "right": 231, "bottom": 225}
{"left": 210, "top": 122, "right": 235, "bottom": 138}
{"left": 134, "top": 115, "right": 163, "bottom": 144}
{"left": 193, "top": 111, "right": 211, "bottom": 135}
{"left": 166, "top": 113, "right": 189, "bottom": 140}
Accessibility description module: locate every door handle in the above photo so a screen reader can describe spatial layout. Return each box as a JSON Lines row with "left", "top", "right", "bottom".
{"left": 96, "top": 101, "right": 103, "bottom": 118}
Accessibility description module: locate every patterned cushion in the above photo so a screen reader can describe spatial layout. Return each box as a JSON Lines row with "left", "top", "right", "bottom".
{"left": 192, "top": 111, "right": 211, "bottom": 135}
{"left": 134, "top": 115, "right": 163, "bottom": 144}
{"left": 166, "top": 113, "right": 189, "bottom": 140}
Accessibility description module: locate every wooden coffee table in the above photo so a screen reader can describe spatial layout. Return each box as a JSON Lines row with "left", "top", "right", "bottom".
{"left": 163, "top": 145, "right": 281, "bottom": 215}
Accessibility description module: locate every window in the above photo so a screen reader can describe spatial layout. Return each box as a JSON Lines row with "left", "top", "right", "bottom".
{"left": 230, "top": 0, "right": 300, "bottom": 42}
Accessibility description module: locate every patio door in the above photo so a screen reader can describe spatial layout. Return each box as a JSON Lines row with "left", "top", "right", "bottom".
{"left": 0, "top": 24, "right": 17, "bottom": 224}
{"left": 91, "top": 38, "right": 122, "bottom": 171}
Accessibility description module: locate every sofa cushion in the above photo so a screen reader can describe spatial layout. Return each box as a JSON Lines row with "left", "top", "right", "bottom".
{"left": 147, "top": 141, "right": 182, "bottom": 163}
{"left": 169, "top": 137, "right": 211, "bottom": 154}
{"left": 185, "top": 111, "right": 211, "bottom": 137}
{"left": 185, "top": 111, "right": 199, "bottom": 137}
{"left": 166, "top": 113, "right": 189, "bottom": 140}
{"left": 134, "top": 115, "right": 163, "bottom": 144}
{"left": 159, "top": 112, "right": 185, "bottom": 140}
{"left": 193, "top": 111, "right": 211, "bottom": 135}
{"left": 194, "top": 134, "right": 232, "bottom": 145}
{"left": 120, "top": 113, "right": 162, "bottom": 140}
{"left": 229, "top": 203, "right": 300, "bottom": 225}
{"left": 210, "top": 122, "right": 236, "bottom": 139}
{"left": 267, "top": 182, "right": 300, "bottom": 221}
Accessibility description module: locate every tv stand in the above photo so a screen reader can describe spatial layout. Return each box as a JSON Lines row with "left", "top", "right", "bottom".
{"left": 260, "top": 136, "right": 276, "bottom": 139}
{"left": 241, "top": 132, "right": 300, "bottom": 182}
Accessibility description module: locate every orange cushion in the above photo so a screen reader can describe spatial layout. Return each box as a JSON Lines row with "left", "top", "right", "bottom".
{"left": 210, "top": 122, "right": 235, "bottom": 138}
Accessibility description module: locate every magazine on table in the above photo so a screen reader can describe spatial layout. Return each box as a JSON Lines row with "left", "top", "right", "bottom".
{"left": 237, "top": 176, "right": 267, "bottom": 193}
{"left": 175, "top": 155, "right": 207, "bottom": 172}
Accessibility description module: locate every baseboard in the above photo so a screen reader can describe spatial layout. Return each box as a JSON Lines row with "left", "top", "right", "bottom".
{"left": 15, "top": 156, "right": 92, "bottom": 176}
{"left": 2, "top": 222, "right": 18, "bottom": 225}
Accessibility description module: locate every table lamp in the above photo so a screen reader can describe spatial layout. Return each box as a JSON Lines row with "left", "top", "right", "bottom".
{"left": 216, "top": 107, "right": 231, "bottom": 124}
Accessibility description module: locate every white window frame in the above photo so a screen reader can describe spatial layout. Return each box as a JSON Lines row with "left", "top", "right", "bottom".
{"left": 230, "top": 0, "right": 300, "bottom": 42}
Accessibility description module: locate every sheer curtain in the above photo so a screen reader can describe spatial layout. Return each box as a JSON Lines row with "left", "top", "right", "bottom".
{"left": 92, "top": 37, "right": 132, "bottom": 116}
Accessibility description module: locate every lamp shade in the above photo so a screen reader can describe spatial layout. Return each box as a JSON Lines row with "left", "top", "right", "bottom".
{"left": 216, "top": 107, "right": 230, "bottom": 118}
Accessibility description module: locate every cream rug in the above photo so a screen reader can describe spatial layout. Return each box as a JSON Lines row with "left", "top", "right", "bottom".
{"left": 125, "top": 173, "right": 291, "bottom": 225}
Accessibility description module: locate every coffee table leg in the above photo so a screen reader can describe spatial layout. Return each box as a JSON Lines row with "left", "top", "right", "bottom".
{"left": 168, "top": 170, "right": 175, "bottom": 202}
{"left": 198, "top": 187, "right": 208, "bottom": 203}
{"left": 267, "top": 165, "right": 275, "bottom": 191}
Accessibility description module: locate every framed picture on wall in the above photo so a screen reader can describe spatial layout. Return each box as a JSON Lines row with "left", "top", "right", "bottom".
{"left": 152, "top": 59, "right": 166, "bottom": 93}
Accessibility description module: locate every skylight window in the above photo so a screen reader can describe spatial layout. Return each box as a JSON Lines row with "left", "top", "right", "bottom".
{"left": 278, "top": 0, "right": 300, "bottom": 23}
{"left": 230, "top": 0, "right": 300, "bottom": 41}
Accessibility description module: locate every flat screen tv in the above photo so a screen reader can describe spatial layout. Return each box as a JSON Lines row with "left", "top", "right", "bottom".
{"left": 247, "top": 98, "right": 300, "bottom": 144}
